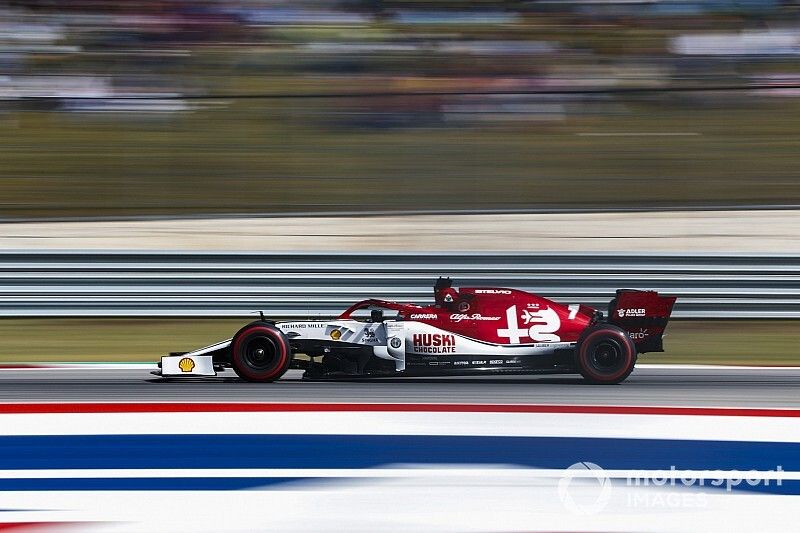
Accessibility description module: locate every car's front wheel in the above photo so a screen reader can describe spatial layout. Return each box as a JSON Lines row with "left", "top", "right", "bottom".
{"left": 230, "top": 322, "right": 292, "bottom": 382}
{"left": 575, "top": 325, "right": 637, "bottom": 384}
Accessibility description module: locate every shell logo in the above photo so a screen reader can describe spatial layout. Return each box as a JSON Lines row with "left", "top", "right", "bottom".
{"left": 178, "top": 357, "right": 196, "bottom": 373}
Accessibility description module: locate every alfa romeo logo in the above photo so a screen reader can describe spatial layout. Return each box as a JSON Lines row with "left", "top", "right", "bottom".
{"left": 390, "top": 337, "right": 402, "bottom": 349}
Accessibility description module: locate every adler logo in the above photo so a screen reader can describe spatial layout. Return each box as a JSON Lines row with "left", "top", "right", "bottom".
{"left": 410, "top": 313, "right": 438, "bottom": 320}
{"left": 617, "top": 308, "right": 646, "bottom": 318}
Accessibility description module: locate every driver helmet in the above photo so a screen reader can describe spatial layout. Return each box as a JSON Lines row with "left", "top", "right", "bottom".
{"left": 439, "top": 287, "right": 459, "bottom": 308}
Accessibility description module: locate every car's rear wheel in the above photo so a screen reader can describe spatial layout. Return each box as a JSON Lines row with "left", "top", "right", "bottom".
{"left": 230, "top": 322, "right": 292, "bottom": 382}
{"left": 575, "top": 325, "right": 636, "bottom": 384}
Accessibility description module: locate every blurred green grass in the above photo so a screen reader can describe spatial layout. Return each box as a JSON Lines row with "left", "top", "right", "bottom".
{"left": 3, "top": 97, "right": 800, "bottom": 217}
{"left": 0, "top": 318, "right": 796, "bottom": 365}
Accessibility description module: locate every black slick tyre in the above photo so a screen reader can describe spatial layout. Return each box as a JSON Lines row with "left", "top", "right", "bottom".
{"left": 575, "top": 325, "right": 637, "bottom": 384}
{"left": 230, "top": 322, "right": 292, "bottom": 382}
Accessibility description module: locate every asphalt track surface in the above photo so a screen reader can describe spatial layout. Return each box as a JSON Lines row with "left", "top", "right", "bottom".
{"left": 0, "top": 366, "right": 798, "bottom": 407}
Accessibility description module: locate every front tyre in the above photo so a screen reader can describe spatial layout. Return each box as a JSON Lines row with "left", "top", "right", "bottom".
{"left": 575, "top": 325, "right": 636, "bottom": 384}
{"left": 230, "top": 322, "right": 292, "bottom": 382}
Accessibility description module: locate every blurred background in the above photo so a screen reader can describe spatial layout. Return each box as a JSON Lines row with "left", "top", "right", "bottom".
{"left": 2, "top": 0, "right": 800, "bottom": 216}
{"left": 0, "top": 0, "right": 798, "bottom": 363}
{"left": 2, "top": 7, "right": 799, "bottom": 529}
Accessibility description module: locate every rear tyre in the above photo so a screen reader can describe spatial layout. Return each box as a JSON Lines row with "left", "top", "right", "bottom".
{"left": 230, "top": 322, "right": 292, "bottom": 382}
{"left": 575, "top": 325, "right": 636, "bottom": 384}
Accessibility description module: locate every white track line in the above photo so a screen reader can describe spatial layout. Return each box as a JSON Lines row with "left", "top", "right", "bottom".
{"left": 1, "top": 411, "right": 799, "bottom": 442}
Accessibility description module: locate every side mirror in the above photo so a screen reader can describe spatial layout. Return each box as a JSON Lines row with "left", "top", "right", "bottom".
{"left": 370, "top": 309, "right": 385, "bottom": 323}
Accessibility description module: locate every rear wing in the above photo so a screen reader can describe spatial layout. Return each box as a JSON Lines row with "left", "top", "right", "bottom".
{"left": 608, "top": 290, "right": 677, "bottom": 353}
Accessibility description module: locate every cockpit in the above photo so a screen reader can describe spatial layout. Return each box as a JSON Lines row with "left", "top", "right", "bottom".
{"left": 433, "top": 277, "right": 475, "bottom": 313}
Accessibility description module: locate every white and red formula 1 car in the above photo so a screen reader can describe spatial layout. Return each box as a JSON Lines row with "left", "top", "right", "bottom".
{"left": 157, "top": 278, "right": 676, "bottom": 384}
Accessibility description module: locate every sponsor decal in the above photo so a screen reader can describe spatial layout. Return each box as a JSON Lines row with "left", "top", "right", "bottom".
{"left": 281, "top": 322, "right": 325, "bottom": 329}
{"left": 389, "top": 337, "right": 402, "bottom": 349}
{"left": 498, "top": 305, "right": 561, "bottom": 344}
{"left": 453, "top": 360, "right": 469, "bottom": 366}
{"left": 457, "top": 301, "right": 471, "bottom": 312}
{"left": 361, "top": 329, "right": 379, "bottom": 343}
{"left": 178, "top": 358, "right": 195, "bottom": 373}
{"left": 443, "top": 294, "right": 454, "bottom": 303}
{"left": 475, "top": 289, "right": 512, "bottom": 294}
{"left": 490, "top": 359, "right": 503, "bottom": 365}
{"left": 471, "top": 360, "right": 487, "bottom": 365}
{"left": 410, "top": 313, "right": 438, "bottom": 320}
{"left": 330, "top": 329, "right": 342, "bottom": 341}
{"left": 629, "top": 329, "right": 649, "bottom": 340}
{"left": 449, "top": 313, "right": 501, "bottom": 323}
{"left": 617, "top": 308, "right": 646, "bottom": 318}
{"left": 412, "top": 333, "right": 456, "bottom": 354}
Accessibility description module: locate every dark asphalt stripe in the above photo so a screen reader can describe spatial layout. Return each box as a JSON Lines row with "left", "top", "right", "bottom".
{"left": 1, "top": 367, "right": 798, "bottom": 409}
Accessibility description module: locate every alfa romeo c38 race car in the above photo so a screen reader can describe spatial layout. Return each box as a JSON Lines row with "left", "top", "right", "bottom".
{"left": 157, "top": 278, "right": 676, "bottom": 385}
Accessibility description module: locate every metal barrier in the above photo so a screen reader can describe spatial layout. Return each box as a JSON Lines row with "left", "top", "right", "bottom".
{"left": 0, "top": 251, "right": 797, "bottom": 318}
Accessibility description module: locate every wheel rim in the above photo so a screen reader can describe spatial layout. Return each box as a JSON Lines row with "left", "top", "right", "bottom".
{"left": 589, "top": 340, "right": 624, "bottom": 373}
{"left": 243, "top": 335, "right": 279, "bottom": 371}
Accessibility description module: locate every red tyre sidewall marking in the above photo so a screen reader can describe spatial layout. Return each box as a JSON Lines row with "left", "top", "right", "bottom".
{"left": 232, "top": 326, "right": 289, "bottom": 381}
{"left": 580, "top": 328, "right": 634, "bottom": 383}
